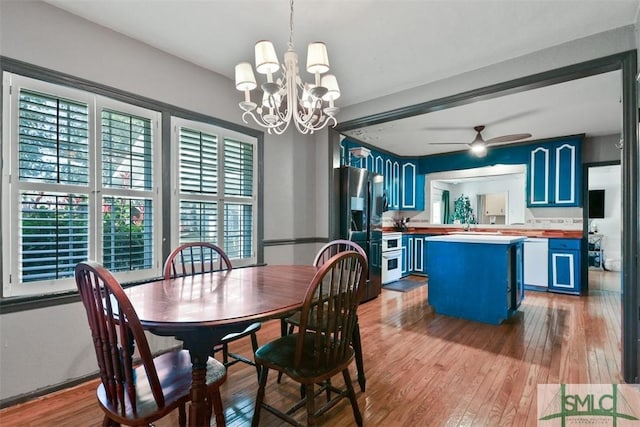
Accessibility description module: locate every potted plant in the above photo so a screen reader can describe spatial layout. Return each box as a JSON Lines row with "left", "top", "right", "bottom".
{"left": 450, "top": 194, "right": 476, "bottom": 227}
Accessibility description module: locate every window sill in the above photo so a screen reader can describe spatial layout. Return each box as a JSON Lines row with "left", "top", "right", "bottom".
{"left": 0, "top": 276, "right": 164, "bottom": 314}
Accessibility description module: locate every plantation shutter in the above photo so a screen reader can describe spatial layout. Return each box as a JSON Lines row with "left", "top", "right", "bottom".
{"left": 17, "top": 89, "right": 90, "bottom": 282}
{"left": 179, "top": 127, "right": 218, "bottom": 195}
{"left": 101, "top": 109, "right": 155, "bottom": 272}
{"left": 177, "top": 127, "right": 219, "bottom": 243}
{"left": 172, "top": 120, "right": 256, "bottom": 265}
{"left": 223, "top": 139, "right": 254, "bottom": 259}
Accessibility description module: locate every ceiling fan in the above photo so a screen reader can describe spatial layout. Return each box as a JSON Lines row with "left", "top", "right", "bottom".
{"left": 430, "top": 125, "right": 532, "bottom": 157}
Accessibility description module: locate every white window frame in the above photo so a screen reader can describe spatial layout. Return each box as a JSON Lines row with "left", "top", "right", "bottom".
{"left": 170, "top": 117, "right": 257, "bottom": 268}
{"left": 2, "top": 73, "right": 162, "bottom": 297}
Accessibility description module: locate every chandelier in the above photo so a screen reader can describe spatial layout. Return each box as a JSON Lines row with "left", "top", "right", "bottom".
{"left": 234, "top": 0, "right": 340, "bottom": 135}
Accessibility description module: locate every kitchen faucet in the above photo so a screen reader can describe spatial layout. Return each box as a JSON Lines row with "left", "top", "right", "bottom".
{"left": 463, "top": 214, "right": 475, "bottom": 231}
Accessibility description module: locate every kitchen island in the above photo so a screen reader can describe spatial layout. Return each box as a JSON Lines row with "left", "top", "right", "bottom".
{"left": 425, "top": 234, "right": 526, "bottom": 325}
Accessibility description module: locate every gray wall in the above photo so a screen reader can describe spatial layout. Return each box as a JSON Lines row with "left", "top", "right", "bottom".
{"left": 0, "top": 0, "right": 322, "bottom": 403}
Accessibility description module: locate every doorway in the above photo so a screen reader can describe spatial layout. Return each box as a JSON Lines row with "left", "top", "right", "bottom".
{"left": 587, "top": 164, "right": 622, "bottom": 293}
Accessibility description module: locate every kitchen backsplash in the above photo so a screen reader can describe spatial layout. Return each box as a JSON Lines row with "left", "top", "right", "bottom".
{"left": 383, "top": 210, "right": 583, "bottom": 230}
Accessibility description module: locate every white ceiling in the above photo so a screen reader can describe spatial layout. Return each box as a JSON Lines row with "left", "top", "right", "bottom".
{"left": 43, "top": 0, "right": 638, "bottom": 156}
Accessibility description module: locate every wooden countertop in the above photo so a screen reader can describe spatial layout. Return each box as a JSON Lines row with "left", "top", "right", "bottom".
{"left": 425, "top": 234, "right": 527, "bottom": 244}
{"left": 383, "top": 226, "right": 583, "bottom": 239}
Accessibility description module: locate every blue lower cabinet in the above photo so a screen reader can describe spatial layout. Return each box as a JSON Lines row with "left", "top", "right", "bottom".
{"left": 413, "top": 237, "right": 424, "bottom": 273}
{"left": 403, "top": 234, "right": 428, "bottom": 274}
{"left": 548, "top": 239, "right": 582, "bottom": 295}
{"left": 401, "top": 235, "right": 409, "bottom": 276}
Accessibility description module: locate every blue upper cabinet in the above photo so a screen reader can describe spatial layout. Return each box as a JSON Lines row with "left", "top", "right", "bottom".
{"left": 400, "top": 161, "right": 425, "bottom": 210}
{"left": 555, "top": 143, "right": 578, "bottom": 204}
{"left": 373, "top": 152, "right": 385, "bottom": 175}
{"left": 529, "top": 146, "right": 550, "bottom": 204}
{"left": 528, "top": 139, "right": 581, "bottom": 207}
{"left": 384, "top": 157, "right": 400, "bottom": 210}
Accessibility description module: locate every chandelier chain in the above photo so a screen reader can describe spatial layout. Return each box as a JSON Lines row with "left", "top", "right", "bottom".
{"left": 288, "top": 0, "right": 294, "bottom": 49}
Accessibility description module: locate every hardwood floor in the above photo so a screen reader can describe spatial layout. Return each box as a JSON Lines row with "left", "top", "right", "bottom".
{"left": 0, "top": 273, "right": 622, "bottom": 426}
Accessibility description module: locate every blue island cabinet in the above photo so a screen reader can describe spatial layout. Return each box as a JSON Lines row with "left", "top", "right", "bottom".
{"left": 425, "top": 235, "right": 525, "bottom": 325}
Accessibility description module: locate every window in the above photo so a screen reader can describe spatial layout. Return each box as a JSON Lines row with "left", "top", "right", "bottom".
{"left": 2, "top": 74, "right": 162, "bottom": 297}
{"left": 171, "top": 118, "right": 257, "bottom": 267}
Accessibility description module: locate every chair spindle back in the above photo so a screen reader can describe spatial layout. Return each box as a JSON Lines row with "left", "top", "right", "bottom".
{"left": 163, "top": 242, "right": 232, "bottom": 279}
{"left": 75, "top": 261, "right": 164, "bottom": 415}
{"left": 295, "top": 251, "right": 367, "bottom": 371}
{"left": 313, "top": 239, "right": 368, "bottom": 268}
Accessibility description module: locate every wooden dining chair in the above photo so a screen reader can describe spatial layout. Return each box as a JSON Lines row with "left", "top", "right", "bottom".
{"left": 164, "top": 242, "right": 261, "bottom": 379}
{"left": 252, "top": 251, "right": 367, "bottom": 426}
{"left": 74, "top": 261, "right": 227, "bottom": 427}
{"left": 279, "top": 239, "right": 368, "bottom": 391}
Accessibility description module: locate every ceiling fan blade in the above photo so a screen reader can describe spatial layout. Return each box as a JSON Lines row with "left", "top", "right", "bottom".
{"left": 485, "top": 133, "right": 532, "bottom": 144}
{"left": 428, "top": 142, "right": 470, "bottom": 145}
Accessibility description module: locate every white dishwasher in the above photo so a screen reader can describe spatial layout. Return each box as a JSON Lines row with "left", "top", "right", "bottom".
{"left": 524, "top": 238, "right": 549, "bottom": 288}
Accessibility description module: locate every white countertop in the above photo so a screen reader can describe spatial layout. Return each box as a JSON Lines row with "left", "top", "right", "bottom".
{"left": 424, "top": 234, "right": 527, "bottom": 244}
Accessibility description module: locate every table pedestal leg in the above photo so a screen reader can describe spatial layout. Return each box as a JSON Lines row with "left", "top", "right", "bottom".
{"left": 179, "top": 331, "right": 225, "bottom": 427}
{"left": 189, "top": 364, "right": 210, "bottom": 427}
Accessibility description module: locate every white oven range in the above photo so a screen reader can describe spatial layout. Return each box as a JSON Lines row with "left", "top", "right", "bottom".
{"left": 381, "top": 232, "right": 402, "bottom": 284}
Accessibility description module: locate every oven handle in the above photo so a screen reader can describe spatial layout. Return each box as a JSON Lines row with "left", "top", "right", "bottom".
{"left": 382, "top": 250, "right": 402, "bottom": 258}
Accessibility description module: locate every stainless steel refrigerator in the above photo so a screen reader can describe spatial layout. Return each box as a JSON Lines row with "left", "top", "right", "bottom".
{"left": 333, "top": 166, "right": 384, "bottom": 302}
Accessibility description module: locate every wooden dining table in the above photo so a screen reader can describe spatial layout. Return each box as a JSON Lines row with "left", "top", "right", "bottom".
{"left": 124, "top": 264, "right": 319, "bottom": 427}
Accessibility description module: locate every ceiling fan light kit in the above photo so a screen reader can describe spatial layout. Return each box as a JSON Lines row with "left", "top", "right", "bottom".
{"left": 469, "top": 141, "right": 487, "bottom": 157}
{"left": 429, "top": 124, "right": 531, "bottom": 157}
{"left": 234, "top": 0, "right": 340, "bottom": 135}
